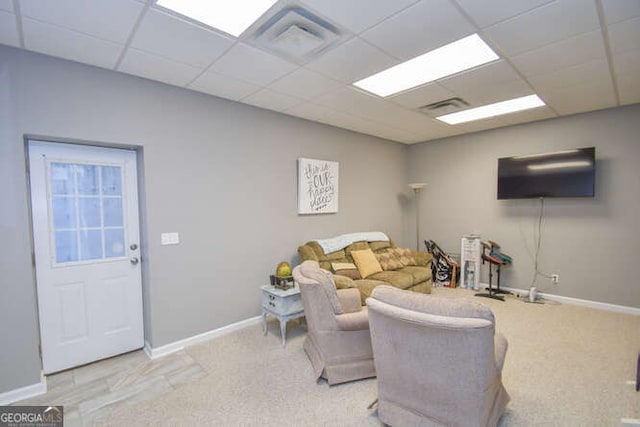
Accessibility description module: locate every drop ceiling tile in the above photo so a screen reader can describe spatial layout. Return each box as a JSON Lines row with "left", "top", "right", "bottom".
{"left": 314, "top": 86, "right": 395, "bottom": 119}
{"left": 305, "top": 36, "right": 396, "bottom": 83}
{"left": 601, "top": 0, "right": 640, "bottom": 24}
{"left": 439, "top": 60, "right": 532, "bottom": 105}
{"left": 484, "top": 0, "right": 600, "bottom": 56}
{"left": 362, "top": 123, "right": 422, "bottom": 144}
{"left": 456, "top": 0, "right": 553, "bottom": 28}
{"left": 22, "top": 18, "right": 123, "bottom": 69}
{"left": 498, "top": 106, "right": 557, "bottom": 126}
{"left": 617, "top": 71, "right": 640, "bottom": 105}
{"left": 328, "top": 114, "right": 390, "bottom": 137}
{"left": 188, "top": 70, "right": 261, "bottom": 101}
{"left": 607, "top": 16, "right": 640, "bottom": 54}
{"left": 210, "top": 42, "right": 298, "bottom": 87}
{"left": 0, "top": 0, "right": 13, "bottom": 12}
{"left": 284, "top": 103, "right": 389, "bottom": 139}
{"left": 19, "top": 0, "right": 144, "bottom": 44}
{"left": 389, "top": 112, "right": 461, "bottom": 136}
{"left": 510, "top": 30, "right": 606, "bottom": 77}
{"left": 242, "top": 88, "right": 305, "bottom": 112}
{"left": 298, "top": 0, "right": 419, "bottom": 34}
{"left": 613, "top": 48, "right": 640, "bottom": 105}
{"left": 130, "top": 8, "right": 234, "bottom": 68}
{"left": 267, "top": 68, "right": 343, "bottom": 101}
{"left": 613, "top": 48, "right": 640, "bottom": 75}
{"left": 0, "top": 10, "right": 20, "bottom": 47}
{"left": 538, "top": 80, "right": 616, "bottom": 115}
{"left": 119, "top": 48, "right": 202, "bottom": 87}
{"left": 388, "top": 83, "right": 456, "bottom": 109}
{"left": 455, "top": 116, "right": 509, "bottom": 133}
{"left": 527, "top": 58, "right": 611, "bottom": 91}
{"left": 360, "top": 0, "right": 475, "bottom": 61}
{"left": 284, "top": 101, "right": 338, "bottom": 123}
{"left": 369, "top": 106, "right": 439, "bottom": 132}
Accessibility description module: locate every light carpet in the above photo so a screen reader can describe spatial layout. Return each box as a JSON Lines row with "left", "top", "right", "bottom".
{"left": 104, "top": 287, "right": 640, "bottom": 426}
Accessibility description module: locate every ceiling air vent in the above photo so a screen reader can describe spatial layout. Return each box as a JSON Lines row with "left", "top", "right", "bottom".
{"left": 417, "top": 97, "right": 469, "bottom": 118}
{"left": 249, "top": 6, "right": 344, "bottom": 64}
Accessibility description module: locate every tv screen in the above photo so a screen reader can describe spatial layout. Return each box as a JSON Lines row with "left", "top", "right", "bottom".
{"left": 497, "top": 147, "right": 595, "bottom": 199}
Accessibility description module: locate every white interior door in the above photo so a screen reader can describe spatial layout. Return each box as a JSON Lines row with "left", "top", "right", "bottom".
{"left": 29, "top": 140, "right": 143, "bottom": 374}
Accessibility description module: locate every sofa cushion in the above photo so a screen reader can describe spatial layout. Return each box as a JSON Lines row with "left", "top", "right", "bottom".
{"left": 367, "top": 270, "right": 414, "bottom": 290}
{"left": 398, "top": 266, "right": 432, "bottom": 285}
{"left": 369, "top": 240, "right": 392, "bottom": 252}
{"left": 392, "top": 247, "right": 416, "bottom": 266}
{"left": 332, "top": 262, "right": 362, "bottom": 280}
{"left": 376, "top": 250, "right": 404, "bottom": 271}
{"left": 332, "top": 274, "right": 356, "bottom": 289}
{"left": 352, "top": 249, "right": 383, "bottom": 278}
{"left": 306, "top": 241, "right": 346, "bottom": 261}
{"left": 413, "top": 251, "right": 433, "bottom": 267}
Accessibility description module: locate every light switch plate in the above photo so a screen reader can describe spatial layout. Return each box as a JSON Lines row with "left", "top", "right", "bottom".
{"left": 161, "top": 232, "right": 180, "bottom": 245}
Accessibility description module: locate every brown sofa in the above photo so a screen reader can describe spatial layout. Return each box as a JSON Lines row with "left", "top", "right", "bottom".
{"left": 297, "top": 233, "right": 433, "bottom": 304}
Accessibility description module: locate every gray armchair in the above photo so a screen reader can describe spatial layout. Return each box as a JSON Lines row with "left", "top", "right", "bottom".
{"left": 367, "top": 285, "right": 510, "bottom": 426}
{"left": 292, "top": 260, "right": 375, "bottom": 385}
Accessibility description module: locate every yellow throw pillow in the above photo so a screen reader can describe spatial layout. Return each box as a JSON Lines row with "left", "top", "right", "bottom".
{"left": 351, "top": 248, "right": 383, "bottom": 278}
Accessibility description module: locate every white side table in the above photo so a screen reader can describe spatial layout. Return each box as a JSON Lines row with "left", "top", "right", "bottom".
{"left": 261, "top": 284, "right": 305, "bottom": 346}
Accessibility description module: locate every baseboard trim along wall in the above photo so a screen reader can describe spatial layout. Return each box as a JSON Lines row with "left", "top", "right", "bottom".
{"left": 479, "top": 284, "right": 640, "bottom": 316}
{"left": 0, "top": 374, "right": 46, "bottom": 405}
{"left": 144, "top": 316, "right": 263, "bottom": 360}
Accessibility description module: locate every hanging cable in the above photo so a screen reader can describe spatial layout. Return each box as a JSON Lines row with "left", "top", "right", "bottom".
{"left": 530, "top": 197, "right": 553, "bottom": 289}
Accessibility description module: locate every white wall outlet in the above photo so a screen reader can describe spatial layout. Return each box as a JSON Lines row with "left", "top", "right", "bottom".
{"left": 551, "top": 274, "right": 559, "bottom": 284}
{"left": 161, "top": 232, "right": 180, "bottom": 245}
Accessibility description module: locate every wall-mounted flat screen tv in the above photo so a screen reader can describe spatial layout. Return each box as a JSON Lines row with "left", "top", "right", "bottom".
{"left": 497, "top": 147, "right": 595, "bottom": 199}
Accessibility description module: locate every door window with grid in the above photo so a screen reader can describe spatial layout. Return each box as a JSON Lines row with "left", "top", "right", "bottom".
{"left": 49, "top": 162, "right": 126, "bottom": 264}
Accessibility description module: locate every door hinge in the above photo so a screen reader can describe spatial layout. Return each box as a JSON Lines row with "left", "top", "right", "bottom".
{"left": 32, "top": 252, "right": 36, "bottom": 267}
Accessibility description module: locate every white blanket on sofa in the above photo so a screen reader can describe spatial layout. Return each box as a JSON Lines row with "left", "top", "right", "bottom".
{"left": 314, "top": 232, "right": 389, "bottom": 254}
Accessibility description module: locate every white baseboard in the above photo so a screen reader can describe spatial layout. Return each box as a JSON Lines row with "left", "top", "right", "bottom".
{"left": 477, "top": 283, "right": 640, "bottom": 316}
{"left": 0, "top": 374, "right": 46, "bottom": 405}
{"left": 144, "top": 315, "right": 262, "bottom": 359}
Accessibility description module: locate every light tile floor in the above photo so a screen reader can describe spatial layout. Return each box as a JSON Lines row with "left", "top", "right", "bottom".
{"left": 13, "top": 349, "right": 208, "bottom": 426}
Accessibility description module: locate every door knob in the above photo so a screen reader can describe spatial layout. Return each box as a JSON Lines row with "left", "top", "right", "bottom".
{"left": 130, "top": 257, "right": 139, "bottom": 265}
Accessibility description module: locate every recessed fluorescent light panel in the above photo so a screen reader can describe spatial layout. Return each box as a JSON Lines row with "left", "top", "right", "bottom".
{"left": 436, "top": 95, "right": 545, "bottom": 125}
{"left": 156, "top": 0, "right": 278, "bottom": 37}
{"left": 353, "top": 34, "right": 499, "bottom": 97}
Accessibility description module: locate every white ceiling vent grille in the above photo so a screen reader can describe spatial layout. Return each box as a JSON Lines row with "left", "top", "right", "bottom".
{"left": 416, "top": 97, "right": 470, "bottom": 118}
{"left": 249, "top": 6, "right": 343, "bottom": 64}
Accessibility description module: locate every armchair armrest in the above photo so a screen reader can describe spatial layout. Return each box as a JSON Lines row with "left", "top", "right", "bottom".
{"left": 337, "top": 288, "right": 362, "bottom": 313}
{"left": 335, "top": 309, "right": 369, "bottom": 331}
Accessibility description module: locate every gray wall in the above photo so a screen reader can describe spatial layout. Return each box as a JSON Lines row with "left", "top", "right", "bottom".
{"left": 0, "top": 45, "right": 410, "bottom": 393}
{"left": 3, "top": 42, "right": 638, "bottom": 396}
{"left": 407, "top": 103, "right": 640, "bottom": 307}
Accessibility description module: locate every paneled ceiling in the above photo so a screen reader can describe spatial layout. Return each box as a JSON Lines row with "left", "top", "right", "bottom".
{"left": 1, "top": 0, "right": 639, "bottom": 143}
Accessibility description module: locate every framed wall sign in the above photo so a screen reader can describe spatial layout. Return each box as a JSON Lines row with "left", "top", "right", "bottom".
{"left": 297, "top": 158, "right": 339, "bottom": 214}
